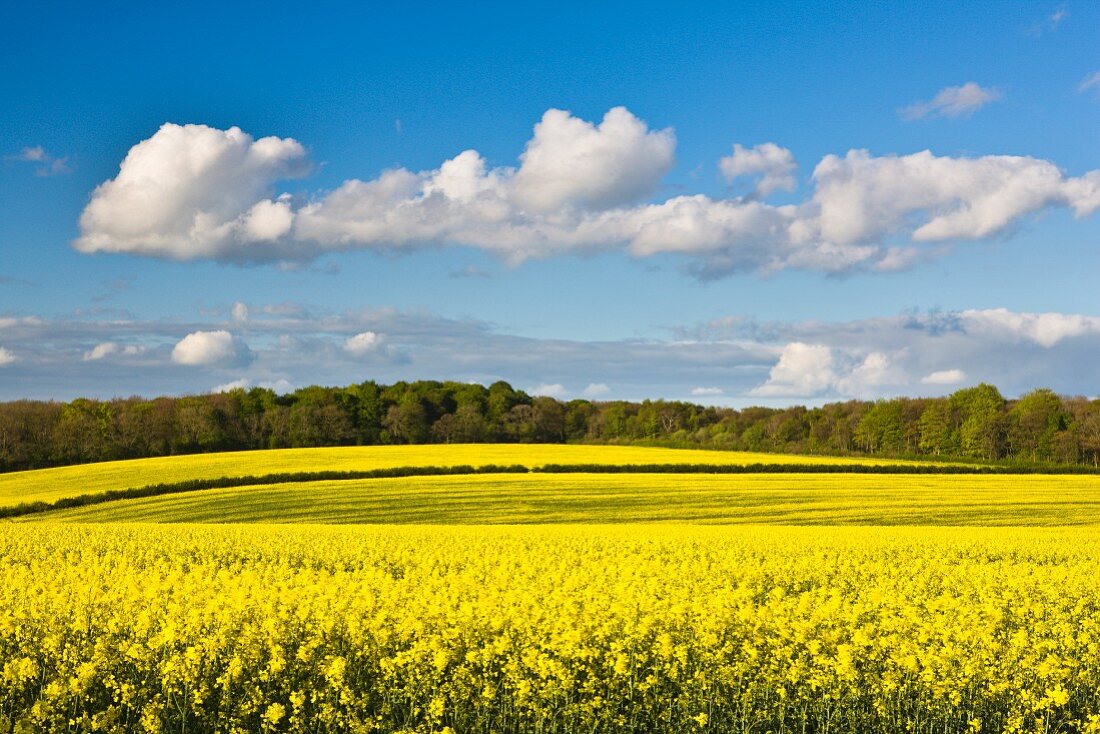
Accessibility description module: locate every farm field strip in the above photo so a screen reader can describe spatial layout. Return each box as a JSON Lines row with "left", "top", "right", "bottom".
{"left": 3, "top": 461, "right": 1046, "bottom": 521}
{"left": 2, "top": 523, "right": 1098, "bottom": 733}
{"left": 36, "top": 472, "right": 1100, "bottom": 525}
{"left": 0, "top": 444, "right": 926, "bottom": 507}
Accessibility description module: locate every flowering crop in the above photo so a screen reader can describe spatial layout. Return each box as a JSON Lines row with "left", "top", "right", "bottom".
{"left": 41, "top": 471, "right": 1100, "bottom": 526}
{"left": 1, "top": 523, "right": 1098, "bottom": 733}
{"left": 0, "top": 444, "right": 918, "bottom": 508}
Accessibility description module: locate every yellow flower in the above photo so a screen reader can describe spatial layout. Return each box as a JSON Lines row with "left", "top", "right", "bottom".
{"left": 262, "top": 702, "right": 286, "bottom": 728}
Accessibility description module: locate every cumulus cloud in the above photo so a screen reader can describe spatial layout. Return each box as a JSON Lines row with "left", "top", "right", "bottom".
{"left": 343, "top": 331, "right": 382, "bottom": 355}
{"left": 582, "top": 382, "right": 610, "bottom": 398}
{"left": 900, "top": 82, "right": 1002, "bottom": 120}
{"left": 959, "top": 309, "right": 1100, "bottom": 347}
{"left": 72, "top": 111, "right": 1100, "bottom": 277}
{"left": 807, "top": 150, "right": 1100, "bottom": 247}
{"left": 171, "top": 330, "right": 252, "bottom": 367}
{"left": 751, "top": 343, "right": 837, "bottom": 397}
{"left": 83, "top": 342, "right": 144, "bottom": 361}
{"left": 719, "top": 143, "right": 797, "bottom": 197}
{"left": 0, "top": 347, "right": 15, "bottom": 366}
{"left": 511, "top": 107, "right": 675, "bottom": 212}
{"left": 691, "top": 386, "right": 724, "bottom": 396}
{"left": 291, "top": 108, "right": 679, "bottom": 265}
{"left": 530, "top": 383, "right": 568, "bottom": 398}
{"left": 75, "top": 123, "right": 309, "bottom": 260}
{"left": 921, "top": 369, "right": 967, "bottom": 385}
{"left": 833, "top": 352, "right": 901, "bottom": 398}
{"left": 752, "top": 345, "right": 904, "bottom": 399}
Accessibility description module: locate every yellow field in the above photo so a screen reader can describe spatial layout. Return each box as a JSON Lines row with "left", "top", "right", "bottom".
{"left": 39, "top": 472, "right": 1100, "bottom": 525}
{"left": 1, "top": 524, "right": 1097, "bottom": 734}
{"left": 0, "top": 444, "right": 914, "bottom": 508}
{"left": 1, "top": 445, "right": 1093, "bottom": 733}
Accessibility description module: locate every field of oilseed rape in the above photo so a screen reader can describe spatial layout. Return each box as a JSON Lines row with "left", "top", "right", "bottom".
{"left": 3, "top": 523, "right": 1100, "bottom": 734}
{"left": 0, "top": 443, "right": 910, "bottom": 507}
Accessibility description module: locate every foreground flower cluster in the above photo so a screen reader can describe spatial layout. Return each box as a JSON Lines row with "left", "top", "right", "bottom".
{"left": 1, "top": 524, "right": 1099, "bottom": 733}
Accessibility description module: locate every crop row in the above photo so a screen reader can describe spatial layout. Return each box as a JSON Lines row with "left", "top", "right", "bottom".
{"left": 10, "top": 460, "right": 1100, "bottom": 521}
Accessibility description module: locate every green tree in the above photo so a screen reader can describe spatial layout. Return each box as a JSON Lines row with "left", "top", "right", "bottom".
{"left": 532, "top": 397, "right": 566, "bottom": 442}
{"left": 346, "top": 381, "right": 384, "bottom": 443}
{"left": 502, "top": 404, "right": 538, "bottom": 442}
{"left": 1008, "top": 389, "right": 1067, "bottom": 461}
{"left": 854, "top": 401, "right": 904, "bottom": 455}
{"left": 382, "top": 397, "right": 430, "bottom": 444}
{"left": 950, "top": 384, "right": 1006, "bottom": 460}
{"left": 1077, "top": 402, "right": 1100, "bottom": 467}
{"left": 917, "top": 401, "right": 955, "bottom": 456}
{"left": 563, "top": 400, "right": 595, "bottom": 441}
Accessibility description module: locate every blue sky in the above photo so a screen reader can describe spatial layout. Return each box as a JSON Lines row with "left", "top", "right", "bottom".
{"left": 1, "top": 0, "right": 1098, "bottom": 402}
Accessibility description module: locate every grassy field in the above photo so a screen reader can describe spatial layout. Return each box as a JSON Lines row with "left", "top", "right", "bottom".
{"left": 36, "top": 471, "right": 1100, "bottom": 525}
{"left": 0, "top": 444, "right": 918, "bottom": 508}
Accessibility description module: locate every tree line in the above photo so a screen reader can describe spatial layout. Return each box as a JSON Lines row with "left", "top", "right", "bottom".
{"left": 1, "top": 380, "right": 1099, "bottom": 472}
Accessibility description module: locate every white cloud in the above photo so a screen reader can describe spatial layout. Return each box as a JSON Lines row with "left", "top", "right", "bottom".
{"left": 719, "top": 143, "right": 797, "bottom": 196}
{"left": 72, "top": 112, "right": 1100, "bottom": 277}
{"left": 752, "top": 345, "right": 903, "bottom": 399}
{"left": 871, "top": 246, "right": 927, "bottom": 272}
{"left": 15, "top": 146, "right": 45, "bottom": 162}
{"left": 582, "top": 382, "right": 610, "bottom": 397}
{"left": 511, "top": 107, "right": 675, "bottom": 212}
{"left": 343, "top": 331, "right": 382, "bottom": 355}
{"left": 75, "top": 123, "right": 309, "bottom": 260}
{"left": 212, "top": 378, "right": 251, "bottom": 393}
{"left": 83, "top": 342, "right": 119, "bottom": 361}
{"left": 7, "top": 146, "right": 70, "bottom": 176}
{"left": 0, "top": 347, "right": 15, "bottom": 366}
{"left": 171, "top": 330, "right": 251, "bottom": 367}
{"left": 530, "top": 383, "right": 568, "bottom": 398}
{"left": 807, "top": 149, "right": 1100, "bottom": 247}
{"left": 921, "top": 369, "right": 967, "bottom": 385}
{"left": 212, "top": 377, "right": 293, "bottom": 394}
{"left": 834, "top": 352, "right": 900, "bottom": 398}
{"left": 691, "top": 386, "right": 724, "bottom": 396}
{"left": 231, "top": 301, "right": 249, "bottom": 323}
{"left": 959, "top": 309, "right": 1100, "bottom": 347}
{"left": 82, "top": 342, "right": 144, "bottom": 361}
{"left": 243, "top": 196, "right": 295, "bottom": 241}
{"left": 1079, "top": 71, "right": 1100, "bottom": 96}
{"left": 751, "top": 343, "right": 837, "bottom": 397}
{"left": 7, "top": 306, "right": 1100, "bottom": 402}
{"left": 900, "top": 82, "right": 1002, "bottom": 120}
